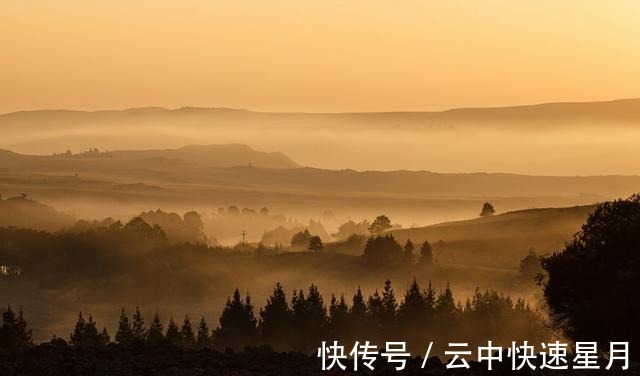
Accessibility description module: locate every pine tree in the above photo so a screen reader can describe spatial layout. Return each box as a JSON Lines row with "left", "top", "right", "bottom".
{"left": 0, "top": 305, "right": 33, "bottom": 352}
{"left": 213, "top": 289, "right": 258, "bottom": 351}
{"left": 435, "top": 283, "right": 457, "bottom": 317}
{"left": 420, "top": 240, "right": 433, "bottom": 265}
{"left": 165, "top": 317, "right": 181, "bottom": 346}
{"left": 70, "top": 312, "right": 87, "bottom": 347}
{"left": 100, "top": 327, "right": 110, "bottom": 346}
{"left": 258, "top": 282, "right": 291, "bottom": 350}
{"left": 350, "top": 287, "right": 367, "bottom": 320}
{"left": 424, "top": 281, "right": 437, "bottom": 312}
{"left": 115, "top": 308, "right": 133, "bottom": 346}
{"left": 403, "top": 239, "right": 415, "bottom": 264}
{"left": 328, "top": 294, "right": 349, "bottom": 340}
{"left": 146, "top": 313, "right": 164, "bottom": 345}
{"left": 131, "top": 306, "right": 146, "bottom": 343}
{"left": 289, "top": 285, "right": 326, "bottom": 353}
{"left": 381, "top": 279, "right": 397, "bottom": 326}
{"left": 398, "top": 278, "right": 427, "bottom": 321}
{"left": 366, "top": 290, "right": 383, "bottom": 325}
{"left": 70, "top": 312, "right": 105, "bottom": 349}
{"left": 181, "top": 316, "right": 195, "bottom": 347}
{"left": 299, "top": 284, "right": 327, "bottom": 353}
{"left": 196, "top": 316, "right": 211, "bottom": 348}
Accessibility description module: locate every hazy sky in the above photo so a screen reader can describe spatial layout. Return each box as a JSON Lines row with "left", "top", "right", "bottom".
{"left": 2, "top": 0, "right": 639, "bottom": 113}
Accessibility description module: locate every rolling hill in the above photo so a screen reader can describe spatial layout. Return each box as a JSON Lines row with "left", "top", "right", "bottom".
{"left": 2, "top": 99, "right": 640, "bottom": 175}
{"left": 391, "top": 205, "right": 596, "bottom": 268}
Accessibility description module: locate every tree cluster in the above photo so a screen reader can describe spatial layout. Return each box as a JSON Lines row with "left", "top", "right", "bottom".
{"left": 0, "top": 306, "right": 33, "bottom": 353}
{"left": 3, "top": 279, "right": 547, "bottom": 356}
{"left": 541, "top": 194, "right": 640, "bottom": 359}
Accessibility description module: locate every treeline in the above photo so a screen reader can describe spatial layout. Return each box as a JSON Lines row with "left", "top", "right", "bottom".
{"left": 1, "top": 280, "right": 548, "bottom": 355}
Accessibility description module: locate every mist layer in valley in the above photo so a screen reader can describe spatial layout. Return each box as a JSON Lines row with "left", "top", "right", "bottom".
{"left": 3, "top": 98, "right": 640, "bottom": 175}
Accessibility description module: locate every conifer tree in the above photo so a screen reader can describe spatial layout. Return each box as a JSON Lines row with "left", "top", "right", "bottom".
{"left": 435, "top": 283, "right": 457, "bottom": 317}
{"left": 290, "top": 285, "right": 326, "bottom": 353}
{"left": 213, "top": 289, "right": 258, "bottom": 351}
{"left": 69, "top": 312, "right": 87, "bottom": 347}
{"left": 146, "top": 313, "right": 164, "bottom": 345}
{"left": 100, "top": 327, "right": 110, "bottom": 346}
{"left": 328, "top": 294, "right": 349, "bottom": 340}
{"left": 366, "top": 290, "right": 383, "bottom": 324}
{"left": 115, "top": 308, "right": 133, "bottom": 346}
{"left": 424, "top": 281, "right": 437, "bottom": 311}
{"left": 70, "top": 312, "right": 106, "bottom": 349}
{"left": 381, "top": 279, "right": 397, "bottom": 326}
{"left": 398, "top": 278, "right": 427, "bottom": 321}
{"left": 181, "top": 316, "right": 195, "bottom": 347}
{"left": 258, "top": 283, "right": 291, "bottom": 350}
{"left": 420, "top": 240, "right": 433, "bottom": 265}
{"left": 196, "top": 316, "right": 211, "bottom": 348}
{"left": 165, "top": 317, "right": 181, "bottom": 346}
{"left": 0, "top": 305, "right": 33, "bottom": 352}
{"left": 350, "top": 287, "right": 367, "bottom": 320}
{"left": 403, "top": 239, "right": 415, "bottom": 264}
{"left": 131, "top": 306, "right": 146, "bottom": 343}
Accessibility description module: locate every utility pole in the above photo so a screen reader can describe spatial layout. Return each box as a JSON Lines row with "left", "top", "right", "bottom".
{"left": 240, "top": 230, "right": 247, "bottom": 252}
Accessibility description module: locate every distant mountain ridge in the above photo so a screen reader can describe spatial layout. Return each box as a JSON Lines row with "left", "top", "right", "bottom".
{"left": 2, "top": 98, "right": 640, "bottom": 131}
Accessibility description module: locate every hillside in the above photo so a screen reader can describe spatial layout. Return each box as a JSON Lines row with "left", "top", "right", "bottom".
{"left": 0, "top": 146, "right": 636, "bottom": 222}
{"left": 391, "top": 205, "right": 596, "bottom": 268}
{"left": 2, "top": 99, "right": 640, "bottom": 175}
{"left": 0, "top": 144, "right": 298, "bottom": 170}
{"left": 0, "top": 195, "right": 74, "bottom": 232}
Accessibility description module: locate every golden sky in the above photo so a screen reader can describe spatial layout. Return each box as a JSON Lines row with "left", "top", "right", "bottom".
{"left": 2, "top": 0, "right": 639, "bottom": 113}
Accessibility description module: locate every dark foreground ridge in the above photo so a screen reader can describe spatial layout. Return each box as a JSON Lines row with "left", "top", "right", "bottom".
{"left": 0, "top": 344, "right": 637, "bottom": 376}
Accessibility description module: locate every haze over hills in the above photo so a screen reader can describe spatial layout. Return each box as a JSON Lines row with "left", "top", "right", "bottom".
{"left": 2, "top": 98, "right": 640, "bottom": 175}
{"left": 3, "top": 98, "right": 640, "bottom": 130}
{"left": 0, "top": 144, "right": 638, "bottom": 226}
{"left": 391, "top": 205, "right": 595, "bottom": 268}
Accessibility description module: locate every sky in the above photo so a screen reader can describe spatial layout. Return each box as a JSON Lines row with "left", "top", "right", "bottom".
{"left": 1, "top": 0, "right": 639, "bottom": 113}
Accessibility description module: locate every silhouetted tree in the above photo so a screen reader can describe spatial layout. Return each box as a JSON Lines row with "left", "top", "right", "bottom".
{"left": 332, "top": 220, "right": 370, "bottom": 240}
{"left": 420, "top": 240, "right": 433, "bottom": 265}
{"left": 290, "top": 229, "right": 312, "bottom": 250}
{"left": 183, "top": 211, "right": 205, "bottom": 244}
{"left": 350, "top": 287, "right": 367, "bottom": 321}
{"left": 165, "top": 317, "right": 181, "bottom": 346}
{"left": 518, "top": 249, "right": 543, "bottom": 285}
{"left": 363, "top": 234, "right": 402, "bottom": 265}
{"left": 308, "top": 235, "right": 323, "bottom": 251}
{"left": 435, "top": 283, "right": 457, "bottom": 318}
{"left": 213, "top": 289, "right": 258, "bottom": 350}
{"left": 369, "top": 215, "right": 392, "bottom": 235}
{"left": 403, "top": 239, "right": 415, "bottom": 264}
{"left": 541, "top": 194, "right": 640, "bottom": 359}
{"left": 259, "top": 283, "right": 291, "bottom": 350}
{"left": 146, "top": 313, "right": 164, "bottom": 345}
{"left": 70, "top": 312, "right": 108, "bottom": 349}
{"left": 131, "top": 306, "right": 146, "bottom": 343}
{"left": 381, "top": 279, "right": 397, "bottom": 327}
{"left": 0, "top": 306, "right": 33, "bottom": 353}
{"left": 479, "top": 202, "right": 495, "bottom": 217}
{"left": 366, "top": 290, "right": 384, "bottom": 327}
{"left": 398, "top": 278, "right": 428, "bottom": 322}
{"left": 196, "top": 316, "right": 211, "bottom": 348}
{"left": 181, "top": 316, "right": 195, "bottom": 347}
{"left": 291, "top": 284, "right": 326, "bottom": 353}
{"left": 347, "top": 287, "right": 368, "bottom": 342}
{"left": 327, "top": 294, "right": 349, "bottom": 340}
{"left": 115, "top": 308, "right": 133, "bottom": 346}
